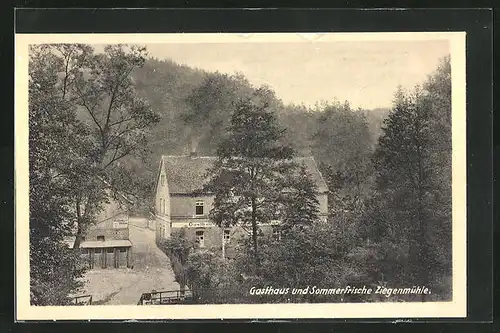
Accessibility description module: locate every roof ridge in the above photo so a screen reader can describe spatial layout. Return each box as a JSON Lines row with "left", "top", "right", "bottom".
{"left": 161, "top": 154, "right": 328, "bottom": 194}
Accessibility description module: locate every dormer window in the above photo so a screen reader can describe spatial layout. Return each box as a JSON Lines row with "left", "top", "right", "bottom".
{"left": 195, "top": 201, "right": 204, "bottom": 216}
{"left": 160, "top": 174, "right": 165, "bottom": 186}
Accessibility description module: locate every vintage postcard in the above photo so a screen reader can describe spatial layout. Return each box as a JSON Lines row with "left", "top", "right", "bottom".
{"left": 15, "top": 32, "right": 466, "bottom": 320}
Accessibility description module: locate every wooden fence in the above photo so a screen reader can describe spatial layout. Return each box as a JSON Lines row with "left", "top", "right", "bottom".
{"left": 137, "top": 289, "right": 194, "bottom": 305}
{"left": 71, "top": 295, "right": 93, "bottom": 305}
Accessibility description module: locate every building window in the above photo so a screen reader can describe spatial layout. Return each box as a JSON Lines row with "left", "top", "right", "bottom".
{"left": 97, "top": 235, "right": 105, "bottom": 241}
{"left": 272, "top": 226, "right": 282, "bottom": 241}
{"left": 195, "top": 201, "right": 204, "bottom": 216}
{"left": 119, "top": 247, "right": 127, "bottom": 253}
{"left": 106, "top": 248, "right": 114, "bottom": 253}
{"left": 224, "top": 229, "right": 230, "bottom": 243}
{"left": 94, "top": 248, "right": 102, "bottom": 253}
{"left": 159, "top": 198, "right": 163, "bottom": 214}
{"left": 161, "top": 174, "right": 166, "bottom": 186}
{"left": 195, "top": 230, "right": 205, "bottom": 247}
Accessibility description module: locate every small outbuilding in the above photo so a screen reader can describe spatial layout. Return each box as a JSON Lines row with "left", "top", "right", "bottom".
{"left": 78, "top": 188, "right": 134, "bottom": 269}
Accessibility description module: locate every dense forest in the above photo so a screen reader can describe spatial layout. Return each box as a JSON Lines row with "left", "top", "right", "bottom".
{"left": 29, "top": 44, "right": 451, "bottom": 305}
{"left": 128, "top": 58, "right": 390, "bottom": 214}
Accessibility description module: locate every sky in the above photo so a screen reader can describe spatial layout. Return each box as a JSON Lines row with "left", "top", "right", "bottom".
{"left": 99, "top": 40, "right": 450, "bottom": 110}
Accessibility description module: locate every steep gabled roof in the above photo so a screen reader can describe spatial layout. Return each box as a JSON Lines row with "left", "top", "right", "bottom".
{"left": 162, "top": 155, "right": 217, "bottom": 194}
{"left": 161, "top": 155, "right": 329, "bottom": 195}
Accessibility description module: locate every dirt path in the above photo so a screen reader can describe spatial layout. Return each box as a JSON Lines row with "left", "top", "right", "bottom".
{"left": 83, "top": 221, "right": 180, "bottom": 305}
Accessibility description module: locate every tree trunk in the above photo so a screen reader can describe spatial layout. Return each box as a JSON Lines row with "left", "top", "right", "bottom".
{"left": 221, "top": 225, "right": 226, "bottom": 261}
{"left": 73, "top": 231, "right": 84, "bottom": 249}
{"left": 251, "top": 196, "right": 259, "bottom": 272}
{"left": 73, "top": 199, "right": 83, "bottom": 249}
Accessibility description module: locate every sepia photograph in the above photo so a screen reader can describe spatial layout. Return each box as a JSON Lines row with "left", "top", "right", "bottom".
{"left": 15, "top": 32, "right": 466, "bottom": 320}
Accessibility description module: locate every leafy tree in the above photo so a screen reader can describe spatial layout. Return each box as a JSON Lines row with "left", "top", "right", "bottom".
{"left": 158, "top": 228, "right": 195, "bottom": 295}
{"left": 369, "top": 57, "right": 452, "bottom": 299}
{"left": 248, "top": 167, "right": 326, "bottom": 300}
{"left": 232, "top": 219, "right": 368, "bottom": 303}
{"left": 232, "top": 167, "right": 369, "bottom": 304}
{"left": 131, "top": 58, "right": 206, "bottom": 199}
{"left": 311, "top": 101, "right": 374, "bottom": 215}
{"left": 29, "top": 45, "right": 87, "bottom": 305}
{"left": 184, "top": 250, "right": 245, "bottom": 303}
{"left": 229, "top": 167, "right": 324, "bottom": 303}
{"left": 312, "top": 100, "right": 372, "bottom": 171}
{"left": 374, "top": 89, "right": 433, "bottom": 290}
{"left": 29, "top": 44, "right": 160, "bottom": 303}
{"left": 205, "top": 87, "right": 296, "bottom": 272}
{"left": 279, "top": 165, "right": 321, "bottom": 232}
{"left": 362, "top": 107, "right": 392, "bottom": 146}
{"left": 182, "top": 72, "right": 254, "bottom": 154}
{"left": 43, "top": 44, "right": 160, "bottom": 247}
{"left": 419, "top": 56, "right": 452, "bottom": 296}
{"left": 276, "top": 103, "right": 317, "bottom": 156}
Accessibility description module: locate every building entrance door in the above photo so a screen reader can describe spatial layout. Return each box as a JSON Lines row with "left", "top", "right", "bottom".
{"left": 117, "top": 247, "right": 128, "bottom": 268}
{"left": 105, "top": 248, "right": 115, "bottom": 268}
{"left": 93, "top": 248, "right": 104, "bottom": 268}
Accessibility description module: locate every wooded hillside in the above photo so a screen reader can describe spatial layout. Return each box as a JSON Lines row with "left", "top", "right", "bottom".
{"left": 128, "top": 58, "right": 390, "bottom": 214}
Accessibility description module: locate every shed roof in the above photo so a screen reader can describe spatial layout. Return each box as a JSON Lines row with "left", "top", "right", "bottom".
{"left": 161, "top": 155, "right": 328, "bottom": 194}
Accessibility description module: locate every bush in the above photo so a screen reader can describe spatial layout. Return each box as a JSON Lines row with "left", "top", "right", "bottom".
{"left": 157, "top": 228, "right": 195, "bottom": 291}
{"left": 185, "top": 250, "right": 249, "bottom": 304}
